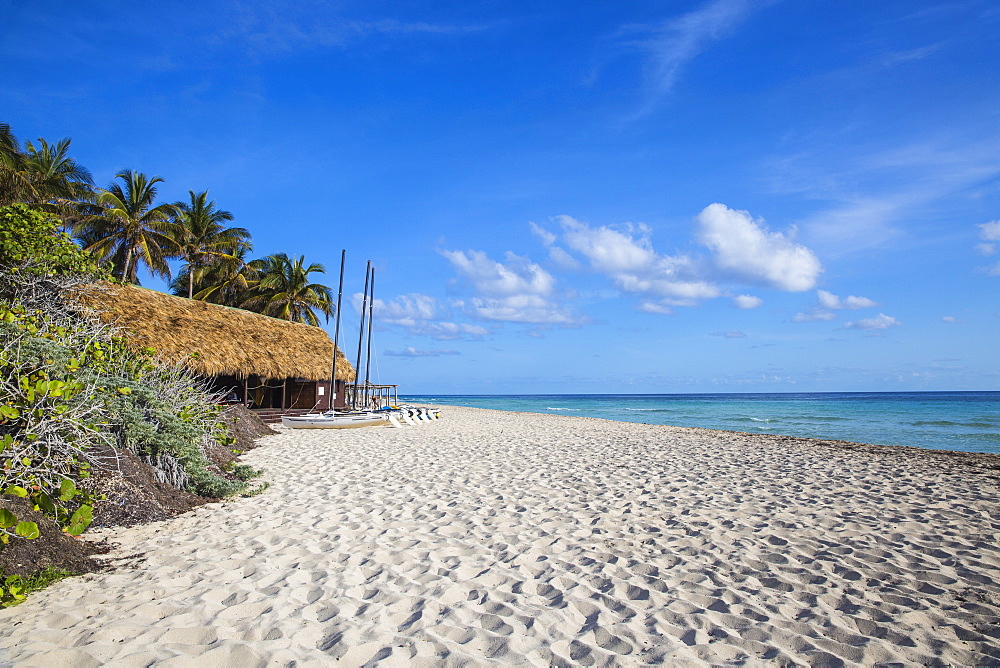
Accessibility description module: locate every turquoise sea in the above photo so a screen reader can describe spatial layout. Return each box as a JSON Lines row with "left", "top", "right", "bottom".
{"left": 403, "top": 392, "right": 1000, "bottom": 454}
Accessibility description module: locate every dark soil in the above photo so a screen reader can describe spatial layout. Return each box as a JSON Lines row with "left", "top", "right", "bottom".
{"left": 0, "top": 496, "right": 109, "bottom": 578}
{"left": 223, "top": 403, "right": 277, "bottom": 451}
{"left": 204, "top": 404, "right": 277, "bottom": 469}
{"left": 83, "top": 443, "right": 210, "bottom": 528}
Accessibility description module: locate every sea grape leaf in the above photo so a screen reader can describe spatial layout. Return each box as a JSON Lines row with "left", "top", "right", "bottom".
{"left": 15, "top": 521, "right": 40, "bottom": 539}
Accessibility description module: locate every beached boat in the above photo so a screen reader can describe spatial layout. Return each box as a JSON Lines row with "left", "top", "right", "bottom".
{"left": 281, "top": 411, "right": 388, "bottom": 429}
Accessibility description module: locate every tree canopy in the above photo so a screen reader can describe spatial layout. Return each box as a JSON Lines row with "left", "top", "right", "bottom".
{"left": 1, "top": 120, "right": 335, "bottom": 326}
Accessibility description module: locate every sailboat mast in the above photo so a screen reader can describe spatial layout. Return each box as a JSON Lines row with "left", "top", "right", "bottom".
{"left": 364, "top": 268, "right": 375, "bottom": 409}
{"left": 328, "top": 249, "right": 346, "bottom": 411}
{"left": 352, "top": 261, "right": 371, "bottom": 410}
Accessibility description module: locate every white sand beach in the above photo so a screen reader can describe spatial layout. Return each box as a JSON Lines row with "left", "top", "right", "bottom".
{"left": 1, "top": 405, "right": 998, "bottom": 666}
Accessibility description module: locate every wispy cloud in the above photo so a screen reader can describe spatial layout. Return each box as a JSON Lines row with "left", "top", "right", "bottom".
{"left": 793, "top": 310, "right": 837, "bottom": 323}
{"left": 214, "top": 2, "right": 489, "bottom": 55}
{"left": 880, "top": 42, "right": 944, "bottom": 67}
{"left": 978, "top": 220, "right": 1000, "bottom": 257}
{"left": 614, "top": 0, "right": 758, "bottom": 115}
{"left": 770, "top": 134, "right": 1000, "bottom": 254}
{"left": 385, "top": 347, "right": 460, "bottom": 357}
{"left": 711, "top": 330, "right": 748, "bottom": 339}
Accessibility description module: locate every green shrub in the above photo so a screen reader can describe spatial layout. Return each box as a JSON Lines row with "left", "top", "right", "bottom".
{"left": 0, "top": 566, "right": 72, "bottom": 607}
{"left": 1, "top": 275, "right": 260, "bottom": 542}
{"left": 0, "top": 204, "right": 106, "bottom": 280}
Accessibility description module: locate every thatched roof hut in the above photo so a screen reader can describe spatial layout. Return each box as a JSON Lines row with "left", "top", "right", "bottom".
{"left": 75, "top": 282, "right": 355, "bottom": 382}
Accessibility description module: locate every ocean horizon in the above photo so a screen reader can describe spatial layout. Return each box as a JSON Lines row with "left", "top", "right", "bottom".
{"left": 403, "top": 391, "right": 1000, "bottom": 454}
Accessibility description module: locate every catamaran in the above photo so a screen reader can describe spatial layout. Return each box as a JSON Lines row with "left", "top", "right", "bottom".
{"left": 282, "top": 255, "right": 388, "bottom": 429}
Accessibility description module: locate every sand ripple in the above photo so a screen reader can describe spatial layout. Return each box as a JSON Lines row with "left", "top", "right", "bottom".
{"left": 2, "top": 406, "right": 998, "bottom": 666}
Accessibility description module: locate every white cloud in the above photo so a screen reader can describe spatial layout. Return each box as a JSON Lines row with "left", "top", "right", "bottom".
{"left": 639, "top": 301, "right": 674, "bottom": 315}
{"left": 530, "top": 208, "right": 822, "bottom": 315}
{"left": 441, "top": 249, "right": 555, "bottom": 297}
{"left": 733, "top": 294, "right": 763, "bottom": 309}
{"left": 817, "top": 290, "right": 878, "bottom": 309}
{"left": 980, "top": 220, "right": 1000, "bottom": 241}
{"left": 793, "top": 310, "right": 836, "bottom": 322}
{"left": 372, "top": 293, "right": 439, "bottom": 323}
{"left": 411, "top": 321, "right": 490, "bottom": 340}
{"left": 550, "top": 215, "right": 721, "bottom": 305}
{"left": 696, "top": 204, "right": 822, "bottom": 291}
{"left": 528, "top": 221, "right": 557, "bottom": 246}
{"left": 463, "top": 295, "right": 578, "bottom": 324}
{"left": 360, "top": 292, "right": 489, "bottom": 340}
{"left": 975, "top": 243, "right": 996, "bottom": 256}
{"left": 941, "top": 316, "right": 958, "bottom": 323}
{"left": 988, "top": 261, "right": 1000, "bottom": 277}
{"left": 845, "top": 313, "right": 900, "bottom": 330}
{"left": 557, "top": 215, "right": 657, "bottom": 274}
{"left": 441, "top": 249, "right": 579, "bottom": 325}
{"left": 385, "top": 347, "right": 460, "bottom": 357}
{"left": 531, "top": 220, "right": 580, "bottom": 269}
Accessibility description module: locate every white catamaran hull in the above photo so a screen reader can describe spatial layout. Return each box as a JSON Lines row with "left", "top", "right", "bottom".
{"left": 281, "top": 412, "right": 389, "bottom": 429}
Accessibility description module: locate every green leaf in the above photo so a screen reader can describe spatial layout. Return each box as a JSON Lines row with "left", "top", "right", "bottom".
{"left": 59, "top": 478, "right": 76, "bottom": 502}
{"left": 34, "top": 493, "right": 55, "bottom": 516}
{"left": 15, "top": 521, "right": 40, "bottom": 539}
{"left": 66, "top": 505, "right": 92, "bottom": 536}
{"left": 0, "top": 508, "right": 16, "bottom": 528}
{"left": 5, "top": 485, "right": 28, "bottom": 498}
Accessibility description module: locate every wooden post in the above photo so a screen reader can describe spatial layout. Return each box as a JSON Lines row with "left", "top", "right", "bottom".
{"left": 243, "top": 377, "right": 248, "bottom": 407}
{"left": 281, "top": 379, "right": 287, "bottom": 409}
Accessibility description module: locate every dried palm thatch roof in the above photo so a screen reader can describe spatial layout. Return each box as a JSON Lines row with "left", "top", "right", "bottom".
{"left": 74, "top": 282, "right": 355, "bottom": 382}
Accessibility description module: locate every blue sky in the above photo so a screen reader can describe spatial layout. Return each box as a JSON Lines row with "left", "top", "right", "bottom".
{"left": 3, "top": 0, "right": 998, "bottom": 393}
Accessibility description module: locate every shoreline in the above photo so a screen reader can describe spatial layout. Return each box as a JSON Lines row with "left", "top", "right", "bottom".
{"left": 407, "top": 392, "right": 1000, "bottom": 455}
{"left": 2, "top": 404, "right": 998, "bottom": 665}
{"left": 418, "top": 403, "right": 1000, "bottom": 474}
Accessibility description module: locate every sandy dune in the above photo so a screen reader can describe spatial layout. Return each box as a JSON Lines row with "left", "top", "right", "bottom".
{"left": 2, "top": 406, "right": 998, "bottom": 666}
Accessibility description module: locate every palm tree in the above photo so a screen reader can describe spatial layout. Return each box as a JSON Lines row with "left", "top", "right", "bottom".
{"left": 241, "top": 253, "right": 334, "bottom": 326}
{"left": 0, "top": 122, "right": 30, "bottom": 206}
{"left": 21, "top": 138, "right": 94, "bottom": 215}
{"left": 171, "top": 245, "right": 258, "bottom": 305}
{"left": 0, "top": 127, "right": 94, "bottom": 215}
{"left": 82, "top": 170, "right": 177, "bottom": 283}
{"left": 166, "top": 190, "right": 251, "bottom": 298}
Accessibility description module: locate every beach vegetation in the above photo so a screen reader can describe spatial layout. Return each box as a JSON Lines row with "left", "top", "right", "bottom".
{"left": 241, "top": 252, "right": 335, "bottom": 326}
{"left": 0, "top": 204, "right": 106, "bottom": 279}
{"left": 79, "top": 170, "right": 178, "bottom": 284}
{"left": 1, "top": 566, "right": 72, "bottom": 607}
{"left": 165, "top": 190, "right": 252, "bottom": 299}
{"left": 0, "top": 204, "right": 263, "bottom": 549}
{"left": 0, "top": 124, "right": 95, "bottom": 219}
{"left": 4, "top": 120, "right": 337, "bottom": 326}
{"left": 0, "top": 130, "right": 285, "bottom": 605}
{"left": 171, "top": 245, "right": 259, "bottom": 306}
